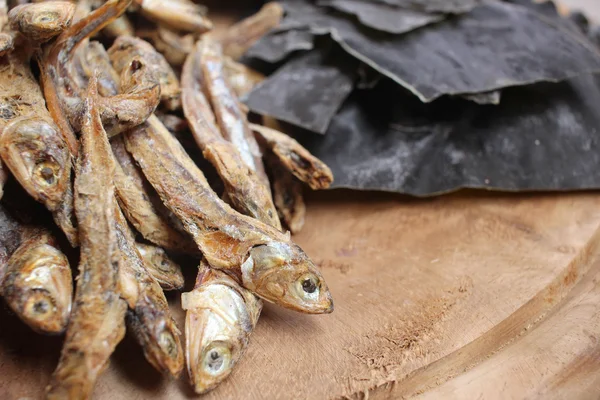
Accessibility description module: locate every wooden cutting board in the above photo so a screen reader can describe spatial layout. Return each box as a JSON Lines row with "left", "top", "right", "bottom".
{"left": 2, "top": 190, "right": 600, "bottom": 399}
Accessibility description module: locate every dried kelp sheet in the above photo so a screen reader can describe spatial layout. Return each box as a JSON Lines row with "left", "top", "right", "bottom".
{"left": 317, "top": 0, "right": 444, "bottom": 35}
{"left": 278, "top": 1, "right": 600, "bottom": 102}
{"left": 245, "top": 45, "right": 357, "bottom": 134}
{"left": 245, "top": 28, "right": 314, "bottom": 63}
{"left": 370, "top": 0, "right": 480, "bottom": 14}
{"left": 298, "top": 74, "right": 600, "bottom": 196}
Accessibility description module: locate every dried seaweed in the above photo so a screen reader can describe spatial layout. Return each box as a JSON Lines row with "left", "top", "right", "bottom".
{"left": 318, "top": 0, "right": 444, "bottom": 35}
{"left": 370, "top": 0, "right": 480, "bottom": 14}
{"left": 245, "top": 44, "right": 357, "bottom": 134}
{"left": 298, "top": 74, "right": 600, "bottom": 196}
{"left": 245, "top": 28, "right": 314, "bottom": 64}
{"left": 277, "top": 1, "right": 600, "bottom": 102}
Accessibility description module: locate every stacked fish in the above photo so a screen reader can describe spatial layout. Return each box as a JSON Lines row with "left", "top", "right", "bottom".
{"left": 0, "top": 1, "right": 335, "bottom": 398}
{"left": 245, "top": 0, "right": 600, "bottom": 196}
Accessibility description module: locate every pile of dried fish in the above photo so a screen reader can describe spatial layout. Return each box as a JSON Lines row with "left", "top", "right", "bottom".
{"left": 245, "top": 0, "right": 600, "bottom": 196}
{"left": 0, "top": 0, "right": 335, "bottom": 398}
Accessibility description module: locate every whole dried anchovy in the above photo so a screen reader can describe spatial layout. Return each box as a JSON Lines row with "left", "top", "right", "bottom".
{"left": 182, "top": 40, "right": 280, "bottom": 229}
{"left": 250, "top": 123, "right": 333, "bottom": 190}
{"left": 2, "top": 226, "right": 72, "bottom": 335}
{"left": 108, "top": 35, "right": 181, "bottom": 111}
{"left": 134, "top": 0, "right": 212, "bottom": 34}
{"left": 0, "top": 43, "right": 77, "bottom": 246}
{"left": 182, "top": 260, "right": 262, "bottom": 394}
{"left": 137, "top": 25, "right": 194, "bottom": 67}
{"left": 124, "top": 115, "right": 333, "bottom": 313}
{"left": 46, "top": 80, "right": 127, "bottom": 400}
{"left": 8, "top": 1, "right": 75, "bottom": 43}
{"left": 114, "top": 202, "right": 184, "bottom": 377}
{"left": 219, "top": 1, "right": 284, "bottom": 61}
{"left": 135, "top": 241, "right": 184, "bottom": 291}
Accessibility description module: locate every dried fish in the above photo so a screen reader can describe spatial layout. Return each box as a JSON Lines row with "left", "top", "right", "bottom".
{"left": 114, "top": 203, "right": 184, "bottom": 377}
{"left": 135, "top": 0, "right": 212, "bottom": 34}
{"left": 223, "top": 57, "right": 265, "bottom": 99}
{"left": 245, "top": 28, "right": 314, "bottom": 64}
{"left": 135, "top": 242, "right": 184, "bottom": 291}
{"left": 277, "top": 1, "right": 600, "bottom": 102}
{"left": 137, "top": 25, "right": 194, "bottom": 67}
{"left": 0, "top": 203, "right": 28, "bottom": 284}
{"left": 182, "top": 41, "right": 280, "bottom": 229}
{"left": 46, "top": 80, "right": 127, "bottom": 400}
{"left": 318, "top": 0, "right": 444, "bottom": 35}
{"left": 0, "top": 0, "right": 13, "bottom": 56}
{"left": 0, "top": 42, "right": 77, "bottom": 246}
{"left": 299, "top": 74, "right": 600, "bottom": 195}
{"left": 182, "top": 260, "right": 262, "bottom": 394}
{"left": 108, "top": 35, "right": 181, "bottom": 110}
{"left": 250, "top": 123, "right": 333, "bottom": 190}
{"left": 2, "top": 227, "right": 72, "bottom": 335}
{"left": 265, "top": 152, "right": 306, "bottom": 234}
{"left": 246, "top": 45, "right": 356, "bottom": 134}
{"left": 8, "top": 1, "right": 75, "bottom": 43}
{"left": 111, "top": 134, "right": 197, "bottom": 254}
{"left": 124, "top": 116, "right": 333, "bottom": 313}
{"left": 219, "top": 2, "right": 284, "bottom": 61}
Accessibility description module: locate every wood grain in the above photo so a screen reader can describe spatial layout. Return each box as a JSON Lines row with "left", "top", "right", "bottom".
{"left": 2, "top": 191, "right": 600, "bottom": 399}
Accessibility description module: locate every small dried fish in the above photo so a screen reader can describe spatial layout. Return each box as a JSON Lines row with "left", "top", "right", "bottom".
{"left": 0, "top": 43, "right": 77, "bottom": 246}
{"left": 0, "top": 203, "right": 28, "bottom": 284}
{"left": 318, "top": 0, "right": 444, "bottom": 35}
{"left": 137, "top": 25, "right": 194, "bottom": 67}
{"left": 2, "top": 227, "right": 72, "bottom": 335}
{"left": 0, "top": 0, "right": 13, "bottom": 56}
{"left": 182, "top": 41, "right": 280, "bottom": 229}
{"left": 135, "top": 0, "right": 212, "bottom": 34}
{"left": 219, "top": 2, "right": 284, "bottom": 61}
{"left": 266, "top": 153, "right": 306, "bottom": 234}
{"left": 250, "top": 123, "right": 333, "bottom": 190}
{"left": 135, "top": 242, "right": 184, "bottom": 291}
{"left": 46, "top": 80, "right": 127, "bottom": 400}
{"left": 108, "top": 35, "right": 181, "bottom": 111}
{"left": 182, "top": 260, "right": 262, "bottom": 394}
{"left": 223, "top": 57, "right": 265, "bottom": 99}
{"left": 8, "top": 1, "right": 75, "bottom": 43}
{"left": 111, "top": 134, "right": 197, "bottom": 254}
{"left": 125, "top": 116, "right": 333, "bottom": 313}
{"left": 245, "top": 45, "right": 356, "bottom": 134}
{"left": 114, "top": 203, "right": 184, "bottom": 377}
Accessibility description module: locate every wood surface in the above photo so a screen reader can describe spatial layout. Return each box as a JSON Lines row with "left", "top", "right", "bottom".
{"left": 2, "top": 190, "right": 600, "bottom": 399}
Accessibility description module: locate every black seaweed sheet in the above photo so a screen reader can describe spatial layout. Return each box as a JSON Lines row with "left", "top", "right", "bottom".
{"left": 245, "top": 45, "right": 357, "bottom": 134}
{"left": 317, "top": 0, "right": 445, "bottom": 34}
{"left": 370, "top": 0, "right": 480, "bottom": 14}
{"left": 245, "top": 28, "right": 315, "bottom": 63}
{"left": 278, "top": 1, "right": 600, "bottom": 102}
{"left": 297, "top": 74, "right": 600, "bottom": 196}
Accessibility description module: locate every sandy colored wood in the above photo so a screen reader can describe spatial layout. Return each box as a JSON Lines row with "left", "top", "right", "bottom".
{"left": 2, "top": 191, "right": 600, "bottom": 399}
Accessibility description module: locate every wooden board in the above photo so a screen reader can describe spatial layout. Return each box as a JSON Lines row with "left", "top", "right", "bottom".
{"left": 2, "top": 190, "right": 600, "bottom": 399}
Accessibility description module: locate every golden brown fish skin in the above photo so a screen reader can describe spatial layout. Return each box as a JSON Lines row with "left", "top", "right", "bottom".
{"left": 111, "top": 134, "right": 197, "bottom": 254}
{"left": 218, "top": 2, "right": 283, "bottom": 61}
{"left": 108, "top": 35, "right": 181, "bottom": 111}
{"left": 196, "top": 38, "right": 270, "bottom": 186}
{"left": 46, "top": 79, "right": 127, "bottom": 400}
{"left": 135, "top": 0, "right": 212, "bottom": 34}
{"left": 74, "top": 41, "right": 121, "bottom": 98}
{"left": 182, "top": 41, "right": 280, "bottom": 230}
{"left": 266, "top": 152, "right": 306, "bottom": 234}
{"left": 124, "top": 117, "right": 333, "bottom": 314}
{"left": 2, "top": 227, "right": 72, "bottom": 335}
{"left": 39, "top": 0, "right": 132, "bottom": 154}
{"left": 135, "top": 242, "right": 184, "bottom": 291}
{"left": 137, "top": 25, "right": 194, "bottom": 67}
{"left": 223, "top": 57, "right": 265, "bottom": 99}
{"left": 182, "top": 260, "right": 262, "bottom": 394}
{"left": 114, "top": 203, "right": 184, "bottom": 377}
{"left": 250, "top": 123, "right": 334, "bottom": 190}
{"left": 8, "top": 1, "right": 75, "bottom": 43}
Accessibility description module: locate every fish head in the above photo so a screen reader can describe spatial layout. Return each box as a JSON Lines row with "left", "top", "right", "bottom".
{"left": 244, "top": 242, "right": 333, "bottom": 314}
{"left": 8, "top": 1, "right": 76, "bottom": 43}
{"left": 3, "top": 243, "right": 73, "bottom": 334}
{"left": 182, "top": 279, "right": 259, "bottom": 394}
{"left": 136, "top": 243, "right": 184, "bottom": 290}
{"left": 0, "top": 117, "right": 71, "bottom": 211}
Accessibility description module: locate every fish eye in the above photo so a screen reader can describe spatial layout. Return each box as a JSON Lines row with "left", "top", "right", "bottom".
{"left": 33, "top": 162, "right": 59, "bottom": 185}
{"left": 302, "top": 278, "right": 317, "bottom": 294}
{"left": 297, "top": 274, "right": 320, "bottom": 300}
{"left": 203, "top": 345, "right": 231, "bottom": 376}
{"left": 34, "top": 12, "right": 57, "bottom": 24}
